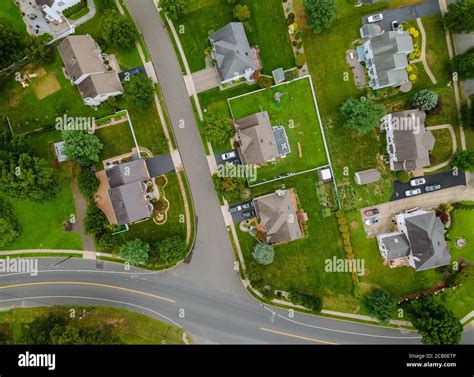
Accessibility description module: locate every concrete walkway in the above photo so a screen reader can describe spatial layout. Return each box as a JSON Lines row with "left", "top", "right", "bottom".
{"left": 71, "top": 179, "right": 97, "bottom": 254}
{"left": 412, "top": 17, "right": 437, "bottom": 85}
{"left": 423, "top": 124, "right": 457, "bottom": 173}
{"left": 0, "top": 249, "right": 82, "bottom": 255}
{"left": 71, "top": 0, "right": 96, "bottom": 27}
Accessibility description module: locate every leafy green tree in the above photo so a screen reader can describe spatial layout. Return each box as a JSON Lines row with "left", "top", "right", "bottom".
{"left": 124, "top": 73, "right": 155, "bottom": 108}
{"left": 304, "top": 0, "right": 336, "bottom": 34}
{"left": 77, "top": 168, "right": 100, "bottom": 199}
{"left": 25, "top": 37, "right": 53, "bottom": 65}
{"left": 252, "top": 242, "right": 274, "bottom": 265}
{"left": 102, "top": 11, "right": 137, "bottom": 50}
{"left": 410, "top": 89, "right": 439, "bottom": 111}
{"left": 120, "top": 238, "right": 150, "bottom": 265}
{"left": 408, "top": 297, "right": 463, "bottom": 344}
{"left": 0, "top": 153, "right": 57, "bottom": 201}
{"left": 212, "top": 175, "right": 246, "bottom": 203}
{"left": 0, "top": 198, "right": 20, "bottom": 247}
{"left": 202, "top": 113, "right": 233, "bottom": 146}
{"left": 452, "top": 149, "right": 474, "bottom": 171}
{"left": 0, "top": 127, "right": 28, "bottom": 157}
{"left": 155, "top": 236, "right": 186, "bottom": 265}
{"left": 225, "top": 0, "right": 237, "bottom": 4}
{"left": 0, "top": 21, "right": 27, "bottom": 69}
{"left": 233, "top": 4, "right": 251, "bottom": 21}
{"left": 84, "top": 204, "right": 108, "bottom": 237}
{"left": 452, "top": 46, "right": 474, "bottom": 80}
{"left": 443, "top": 0, "right": 474, "bottom": 33}
{"left": 62, "top": 130, "right": 103, "bottom": 166}
{"left": 160, "top": 0, "right": 186, "bottom": 20}
{"left": 340, "top": 97, "right": 386, "bottom": 134}
{"left": 289, "top": 289, "right": 322, "bottom": 311}
{"left": 362, "top": 289, "right": 397, "bottom": 325}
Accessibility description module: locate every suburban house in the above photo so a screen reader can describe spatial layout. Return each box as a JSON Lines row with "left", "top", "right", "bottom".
{"left": 209, "top": 22, "right": 261, "bottom": 84}
{"left": 105, "top": 158, "right": 153, "bottom": 225}
{"left": 58, "top": 35, "right": 123, "bottom": 106}
{"left": 233, "top": 111, "right": 290, "bottom": 166}
{"left": 377, "top": 209, "right": 451, "bottom": 271}
{"left": 357, "top": 30, "right": 414, "bottom": 89}
{"left": 37, "top": 0, "right": 81, "bottom": 24}
{"left": 381, "top": 109, "right": 435, "bottom": 171}
{"left": 253, "top": 189, "right": 304, "bottom": 244}
{"left": 354, "top": 168, "right": 381, "bottom": 185}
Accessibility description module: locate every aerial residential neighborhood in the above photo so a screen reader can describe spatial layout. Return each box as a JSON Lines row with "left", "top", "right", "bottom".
{"left": 0, "top": 0, "right": 474, "bottom": 369}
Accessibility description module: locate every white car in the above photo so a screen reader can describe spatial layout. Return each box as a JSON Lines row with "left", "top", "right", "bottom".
{"left": 410, "top": 178, "right": 426, "bottom": 186}
{"left": 221, "top": 151, "right": 236, "bottom": 161}
{"left": 367, "top": 13, "right": 383, "bottom": 23}
{"left": 405, "top": 188, "right": 422, "bottom": 197}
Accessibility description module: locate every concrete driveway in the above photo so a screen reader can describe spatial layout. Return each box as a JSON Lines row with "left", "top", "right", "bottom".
{"left": 191, "top": 66, "right": 221, "bottom": 94}
{"left": 361, "top": 184, "right": 474, "bottom": 237}
{"left": 229, "top": 202, "right": 255, "bottom": 223}
{"left": 390, "top": 169, "right": 466, "bottom": 201}
{"left": 361, "top": 0, "right": 440, "bottom": 31}
{"left": 215, "top": 149, "right": 241, "bottom": 166}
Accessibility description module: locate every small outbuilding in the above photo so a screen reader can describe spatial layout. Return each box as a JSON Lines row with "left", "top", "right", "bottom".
{"left": 272, "top": 68, "right": 285, "bottom": 84}
{"left": 54, "top": 141, "right": 68, "bottom": 162}
{"left": 354, "top": 169, "right": 381, "bottom": 185}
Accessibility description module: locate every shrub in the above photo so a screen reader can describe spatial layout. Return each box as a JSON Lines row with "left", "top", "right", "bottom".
{"left": 153, "top": 236, "right": 187, "bottom": 265}
{"left": 289, "top": 289, "right": 322, "bottom": 312}
{"left": 409, "top": 74, "right": 417, "bottom": 81}
{"left": 123, "top": 73, "right": 155, "bottom": 108}
{"left": 202, "top": 113, "right": 233, "bottom": 146}
{"left": 252, "top": 243, "right": 274, "bottom": 265}
{"left": 295, "top": 53, "right": 306, "bottom": 68}
{"left": 410, "top": 89, "right": 439, "bottom": 111}
{"left": 120, "top": 238, "right": 150, "bottom": 265}
{"left": 0, "top": 198, "right": 20, "bottom": 247}
{"left": 257, "top": 76, "right": 273, "bottom": 88}
{"left": 339, "top": 225, "right": 349, "bottom": 233}
{"left": 233, "top": 4, "right": 250, "bottom": 21}
{"left": 362, "top": 289, "right": 397, "bottom": 325}
{"left": 337, "top": 217, "right": 347, "bottom": 225}
{"left": 77, "top": 168, "right": 100, "bottom": 199}
{"left": 340, "top": 97, "right": 386, "bottom": 134}
{"left": 395, "top": 170, "right": 410, "bottom": 183}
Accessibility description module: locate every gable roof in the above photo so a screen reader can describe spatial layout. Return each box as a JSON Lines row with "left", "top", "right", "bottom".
{"left": 234, "top": 111, "right": 279, "bottom": 165}
{"left": 108, "top": 181, "right": 152, "bottom": 225}
{"left": 253, "top": 190, "right": 302, "bottom": 244}
{"left": 77, "top": 71, "right": 123, "bottom": 99}
{"left": 105, "top": 159, "right": 150, "bottom": 188}
{"left": 209, "top": 22, "right": 256, "bottom": 81}
{"left": 354, "top": 169, "right": 381, "bottom": 185}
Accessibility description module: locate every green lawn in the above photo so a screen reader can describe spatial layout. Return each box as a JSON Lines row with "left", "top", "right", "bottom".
{"left": 228, "top": 78, "right": 328, "bottom": 184}
{"left": 0, "top": 306, "right": 185, "bottom": 344}
{"left": 447, "top": 208, "right": 474, "bottom": 262}
{"left": 173, "top": 0, "right": 294, "bottom": 73}
{"left": 96, "top": 121, "right": 136, "bottom": 162}
{"left": 0, "top": 0, "right": 27, "bottom": 35}
{"left": 430, "top": 128, "right": 453, "bottom": 166}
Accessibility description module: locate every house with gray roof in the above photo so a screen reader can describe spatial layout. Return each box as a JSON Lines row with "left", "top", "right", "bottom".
{"left": 253, "top": 189, "right": 303, "bottom": 244}
{"left": 234, "top": 111, "right": 279, "bottom": 165}
{"left": 381, "top": 109, "right": 435, "bottom": 171}
{"left": 359, "top": 24, "right": 383, "bottom": 39}
{"left": 377, "top": 209, "right": 451, "bottom": 271}
{"left": 58, "top": 35, "right": 123, "bottom": 106}
{"left": 354, "top": 168, "right": 381, "bottom": 185}
{"left": 357, "top": 30, "right": 413, "bottom": 89}
{"left": 209, "top": 22, "right": 261, "bottom": 84}
{"left": 37, "top": 0, "right": 81, "bottom": 23}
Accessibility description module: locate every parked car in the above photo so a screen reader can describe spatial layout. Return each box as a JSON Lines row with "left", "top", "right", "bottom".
{"left": 28, "top": 14, "right": 37, "bottom": 20}
{"left": 391, "top": 20, "right": 400, "bottom": 31}
{"left": 241, "top": 202, "right": 254, "bottom": 209}
{"left": 242, "top": 210, "right": 256, "bottom": 218}
{"left": 364, "top": 208, "right": 379, "bottom": 217}
{"left": 405, "top": 188, "right": 422, "bottom": 197}
{"left": 365, "top": 217, "right": 380, "bottom": 226}
{"left": 410, "top": 178, "right": 426, "bottom": 187}
{"left": 229, "top": 205, "right": 242, "bottom": 213}
{"left": 221, "top": 151, "right": 236, "bottom": 161}
{"left": 367, "top": 13, "right": 383, "bottom": 23}
{"left": 425, "top": 183, "right": 441, "bottom": 192}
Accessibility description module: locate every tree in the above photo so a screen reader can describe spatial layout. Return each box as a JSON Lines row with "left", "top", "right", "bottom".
{"left": 202, "top": 113, "right": 233, "bottom": 146}
{"left": 233, "top": 4, "right": 251, "bottom": 21}
{"left": 120, "top": 238, "right": 150, "bottom": 265}
{"left": 155, "top": 236, "right": 187, "bottom": 265}
{"left": 0, "top": 21, "right": 27, "bottom": 69}
{"left": 362, "top": 289, "right": 397, "bottom": 325}
{"left": 408, "top": 297, "right": 463, "bottom": 344}
{"left": 340, "top": 97, "right": 386, "bottom": 134}
{"left": 84, "top": 204, "right": 108, "bottom": 237}
{"left": 160, "top": 0, "right": 186, "bottom": 20}
{"left": 24, "top": 37, "right": 53, "bottom": 65}
{"left": 213, "top": 175, "right": 246, "bottom": 203}
{"left": 102, "top": 11, "right": 136, "bottom": 50}
{"left": 289, "top": 289, "right": 323, "bottom": 311}
{"left": 304, "top": 0, "right": 336, "bottom": 34}
{"left": 443, "top": 0, "right": 474, "bottom": 34}
{"left": 62, "top": 130, "right": 103, "bottom": 166}
{"left": 252, "top": 242, "right": 274, "bottom": 265}
{"left": 0, "top": 153, "right": 57, "bottom": 201}
{"left": 225, "top": 0, "right": 237, "bottom": 4}
{"left": 77, "top": 168, "right": 100, "bottom": 199}
{"left": 410, "top": 89, "right": 439, "bottom": 111}
{"left": 123, "top": 73, "right": 155, "bottom": 108}
{"left": 452, "top": 149, "right": 474, "bottom": 171}
{"left": 0, "top": 198, "right": 20, "bottom": 247}
{"left": 451, "top": 46, "right": 474, "bottom": 80}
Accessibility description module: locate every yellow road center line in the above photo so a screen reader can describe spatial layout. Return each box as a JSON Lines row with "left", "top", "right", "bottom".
{"left": 260, "top": 327, "right": 338, "bottom": 345}
{"left": 0, "top": 282, "right": 175, "bottom": 303}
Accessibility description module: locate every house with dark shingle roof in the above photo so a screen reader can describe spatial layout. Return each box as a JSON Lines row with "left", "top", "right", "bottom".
{"left": 382, "top": 109, "right": 435, "bottom": 171}
{"left": 377, "top": 209, "right": 451, "bottom": 271}
{"left": 357, "top": 30, "right": 413, "bottom": 89}
{"left": 209, "top": 22, "right": 261, "bottom": 84}
{"left": 253, "top": 189, "right": 303, "bottom": 244}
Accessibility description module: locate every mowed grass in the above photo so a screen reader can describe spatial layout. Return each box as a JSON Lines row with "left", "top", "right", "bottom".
{"left": 0, "top": 0, "right": 27, "bottom": 35}
{"left": 96, "top": 121, "right": 136, "bottom": 162}
{"left": 174, "top": 0, "right": 294, "bottom": 73}
{"left": 238, "top": 172, "right": 356, "bottom": 311}
{"left": 229, "top": 78, "right": 328, "bottom": 183}
{"left": 430, "top": 128, "right": 453, "bottom": 166}
{"left": 0, "top": 306, "right": 186, "bottom": 344}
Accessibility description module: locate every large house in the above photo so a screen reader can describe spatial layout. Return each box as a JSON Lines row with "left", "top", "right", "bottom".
{"left": 58, "top": 35, "right": 123, "bottom": 106}
{"left": 377, "top": 209, "right": 451, "bottom": 271}
{"left": 37, "top": 0, "right": 80, "bottom": 24}
{"left": 209, "top": 22, "right": 261, "bottom": 84}
{"left": 253, "top": 189, "right": 304, "bottom": 244}
{"left": 357, "top": 30, "right": 414, "bottom": 89}
{"left": 105, "top": 159, "right": 153, "bottom": 225}
{"left": 381, "top": 109, "right": 435, "bottom": 171}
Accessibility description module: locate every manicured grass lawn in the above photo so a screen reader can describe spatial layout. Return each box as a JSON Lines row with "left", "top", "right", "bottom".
{"left": 228, "top": 78, "right": 328, "bottom": 184}
{"left": 96, "top": 121, "right": 136, "bottom": 162}
{"left": 447, "top": 208, "right": 474, "bottom": 262}
{"left": 0, "top": 306, "right": 185, "bottom": 344}
{"left": 430, "top": 128, "right": 453, "bottom": 166}
{"left": 0, "top": 0, "right": 27, "bottom": 35}
{"left": 173, "top": 0, "right": 294, "bottom": 73}
{"left": 238, "top": 172, "right": 356, "bottom": 312}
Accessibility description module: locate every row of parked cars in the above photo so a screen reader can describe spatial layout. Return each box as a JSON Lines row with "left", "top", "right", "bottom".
{"left": 405, "top": 178, "right": 442, "bottom": 197}
{"left": 229, "top": 201, "right": 255, "bottom": 218}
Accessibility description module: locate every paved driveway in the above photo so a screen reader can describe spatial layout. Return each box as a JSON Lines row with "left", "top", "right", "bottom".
{"left": 390, "top": 169, "right": 466, "bottom": 201}
{"left": 191, "top": 67, "right": 221, "bottom": 93}
{"left": 361, "top": 0, "right": 440, "bottom": 31}
{"left": 229, "top": 202, "right": 255, "bottom": 223}
{"left": 215, "top": 149, "right": 241, "bottom": 166}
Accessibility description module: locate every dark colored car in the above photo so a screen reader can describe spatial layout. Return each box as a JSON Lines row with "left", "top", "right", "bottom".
{"left": 242, "top": 210, "right": 256, "bottom": 218}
